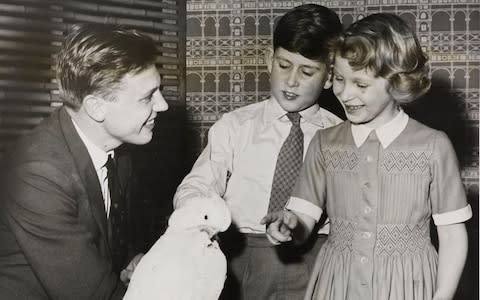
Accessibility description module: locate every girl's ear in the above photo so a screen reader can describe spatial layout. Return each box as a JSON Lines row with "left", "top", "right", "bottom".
{"left": 265, "top": 48, "right": 274, "bottom": 73}
{"left": 323, "top": 65, "right": 334, "bottom": 89}
{"left": 83, "top": 95, "right": 106, "bottom": 122}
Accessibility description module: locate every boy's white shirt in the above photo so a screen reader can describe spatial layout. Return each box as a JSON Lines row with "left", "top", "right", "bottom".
{"left": 286, "top": 109, "right": 472, "bottom": 225}
{"left": 173, "top": 97, "right": 342, "bottom": 234}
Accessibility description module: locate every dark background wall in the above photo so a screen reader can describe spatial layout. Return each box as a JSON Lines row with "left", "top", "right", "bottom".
{"left": 185, "top": 1, "right": 479, "bottom": 299}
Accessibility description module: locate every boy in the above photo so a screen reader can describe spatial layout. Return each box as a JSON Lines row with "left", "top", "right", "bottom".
{"left": 173, "top": 4, "right": 342, "bottom": 299}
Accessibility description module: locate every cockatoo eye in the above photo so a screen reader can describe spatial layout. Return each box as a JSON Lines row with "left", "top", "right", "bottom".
{"left": 204, "top": 215, "right": 208, "bottom": 220}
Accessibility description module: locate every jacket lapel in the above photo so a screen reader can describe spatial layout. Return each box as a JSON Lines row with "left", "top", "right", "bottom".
{"left": 57, "top": 108, "right": 110, "bottom": 253}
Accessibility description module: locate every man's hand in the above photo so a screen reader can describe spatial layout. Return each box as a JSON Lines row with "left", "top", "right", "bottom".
{"left": 260, "top": 210, "right": 299, "bottom": 244}
{"left": 120, "top": 253, "right": 144, "bottom": 287}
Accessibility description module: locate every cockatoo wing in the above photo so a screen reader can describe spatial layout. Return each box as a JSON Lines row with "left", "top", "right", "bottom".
{"left": 125, "top": 232, "right": 226, "bottom": 300}
{"left": 125, "top": 234, "right": 198, "bottom": 300}
{"left": 125, "top": 193, "right": 231, "bottom": 300}
{"left": 193, "top": 240, "right": 227, "bottom": 300}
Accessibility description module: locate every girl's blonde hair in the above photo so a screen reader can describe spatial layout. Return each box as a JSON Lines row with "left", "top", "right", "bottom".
{"left": 332, "top": 13, "right": 431, "bottom": 103}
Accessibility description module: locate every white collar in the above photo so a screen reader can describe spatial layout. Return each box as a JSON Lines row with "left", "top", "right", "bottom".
{"left": 71, "top": 119, "right": 112, "bottom": 170}
{"left": 265, "top": 97, "right": 326, "bottom": 127}
{"left": 351, "top": 109, "right": 409, "bottom": 148}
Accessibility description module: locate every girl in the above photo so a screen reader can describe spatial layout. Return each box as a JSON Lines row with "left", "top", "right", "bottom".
{"left": 262, "top": 13, "right": 471, "bottom": 300}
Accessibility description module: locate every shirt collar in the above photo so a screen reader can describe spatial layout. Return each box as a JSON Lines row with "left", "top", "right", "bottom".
{"left": 351, "top": 109, "right": 409, "bottom": 148}
{"left": 265, "top": 96, "right": 323, "bottom": 126}
{"left": 71, "top": 118, "right": 111, "bottom": 170}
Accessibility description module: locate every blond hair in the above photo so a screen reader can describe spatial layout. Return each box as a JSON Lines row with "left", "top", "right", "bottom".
{"left": 332, "top": 13, "right": 431, "bottom": 103}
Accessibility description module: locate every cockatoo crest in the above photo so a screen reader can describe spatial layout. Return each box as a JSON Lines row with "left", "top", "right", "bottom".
{"left": 168, "top": 192, "right": 231, "bottom": 234}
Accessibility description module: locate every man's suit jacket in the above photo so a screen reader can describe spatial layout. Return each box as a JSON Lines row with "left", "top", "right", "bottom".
{"left": 0, "top": 107, "right": 132, "bottom": 299}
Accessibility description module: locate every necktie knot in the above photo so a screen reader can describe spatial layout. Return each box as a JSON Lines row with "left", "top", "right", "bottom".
{"left": 105, "top": 154, "right": 116, "bottom": 172}
{"left": 287, "top": 112, "right": 301, "bottom": 126}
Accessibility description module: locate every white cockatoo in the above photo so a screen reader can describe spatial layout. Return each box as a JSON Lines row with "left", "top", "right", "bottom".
{"left": 124, "top": 192, "right": 231, "bottom": 300}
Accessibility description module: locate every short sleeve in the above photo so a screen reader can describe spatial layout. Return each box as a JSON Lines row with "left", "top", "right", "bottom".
{"left": 287, "top": 131, "right": 326, "bottom": 222}
{"left": 430, "top": 131, "right": 472, "bottom": 225}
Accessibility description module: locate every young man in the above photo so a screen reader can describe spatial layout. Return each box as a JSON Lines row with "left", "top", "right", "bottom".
{"left": 0, "top": 24, "right": 168, "bottom": 299}
{"left": 173, "top": 4, "right": 343, "bottom": 299}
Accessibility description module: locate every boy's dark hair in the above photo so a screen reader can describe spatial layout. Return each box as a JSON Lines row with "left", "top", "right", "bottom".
{"left": 273, "top": 4, "right": 342, "bottom": 63}
{"left": 56, "top": 23, "right": 157, "bottom": 109}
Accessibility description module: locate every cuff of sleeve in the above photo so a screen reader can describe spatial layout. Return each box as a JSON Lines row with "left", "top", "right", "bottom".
{"left": 433, "top": 204, "right": 473, "bottom": 226}
{"left": 285, "top": 197, "right": 323, "bottom": 222}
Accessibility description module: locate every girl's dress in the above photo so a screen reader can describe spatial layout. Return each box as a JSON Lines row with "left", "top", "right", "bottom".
{"left": 291, "top": 112, "right": 472, "bottom": 300}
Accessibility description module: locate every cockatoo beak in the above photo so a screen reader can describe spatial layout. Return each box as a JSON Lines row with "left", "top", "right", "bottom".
{"left": 199, "top": 225, "right": 219, "bottom": 239}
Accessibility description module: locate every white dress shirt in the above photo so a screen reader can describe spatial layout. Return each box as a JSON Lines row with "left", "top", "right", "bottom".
{"left": 174, "top": 97, "right": 342, "bottom": 234}
{"left": 72, "top": 119, "right": 113, "bottom": 217}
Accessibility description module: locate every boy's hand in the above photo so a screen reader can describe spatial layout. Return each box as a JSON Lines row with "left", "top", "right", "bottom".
{"left": 260, "top": 210, "right": 299, "bottom": 244}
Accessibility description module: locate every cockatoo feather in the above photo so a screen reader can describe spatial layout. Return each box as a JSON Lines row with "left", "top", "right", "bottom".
{"left": 124, "top": 193, "right": 231, "bottom": 300}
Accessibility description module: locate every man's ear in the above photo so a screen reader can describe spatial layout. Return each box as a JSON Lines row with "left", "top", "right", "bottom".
{"left": 83, "top": 95, "right": 106, "bottom": 122}
{"left": 265, "top": 48, "right": 274, "bottom": 73}
{"left": 323, "top": 65, "right": 334, "bottom": 89}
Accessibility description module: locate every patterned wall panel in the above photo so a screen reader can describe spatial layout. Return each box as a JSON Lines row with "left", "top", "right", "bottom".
{"left": 185, "top": 0, "right": 479, "bottom": 186}
{"left": 186, "top": 2, "right": 479, "bottom": 298}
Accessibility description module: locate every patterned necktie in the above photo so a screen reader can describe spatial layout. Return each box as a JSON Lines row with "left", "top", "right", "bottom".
{"left": 268, "top": 112, "right": 304, "bottom": 213}
{"left": 105, "top": 154, "right": 127, "bottom": 274}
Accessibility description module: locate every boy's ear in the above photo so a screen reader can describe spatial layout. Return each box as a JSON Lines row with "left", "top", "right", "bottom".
{"left": 265, "top": 48, "right": 274, "bottom": 73}
{"left": 323, "top": 66, "right": 334, "bottom": 89}
{"left": 83, "top": 95, "right": 107, "bottom": 122}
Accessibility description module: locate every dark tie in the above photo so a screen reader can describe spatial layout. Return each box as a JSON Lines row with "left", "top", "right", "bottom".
{"left": 268, "top": 112, "right": 304, "bottom": 213}
{"left": 105, "top": 154, "right": 127, "bottom": 274}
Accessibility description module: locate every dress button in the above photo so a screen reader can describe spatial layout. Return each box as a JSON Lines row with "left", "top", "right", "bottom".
{"left": 365, "top": 155, "right": 373, "bottom": 162}
{"left": 360, "top": 256, "right": 368, "bottom": 264}
{"left": 364, "top": 206, "right": 372, "bottom": 214}
{"left": 362, "top": 232, "right": 371, "bottom": 239}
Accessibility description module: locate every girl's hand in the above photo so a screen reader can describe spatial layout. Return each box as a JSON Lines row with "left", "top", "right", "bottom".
{"left": 261, "top": 210, "right": 298, "bottom": 244}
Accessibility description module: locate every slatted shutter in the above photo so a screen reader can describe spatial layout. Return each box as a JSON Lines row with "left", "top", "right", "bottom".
{"left": 0, "top": 2, "right": 62, "bottom": 155}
